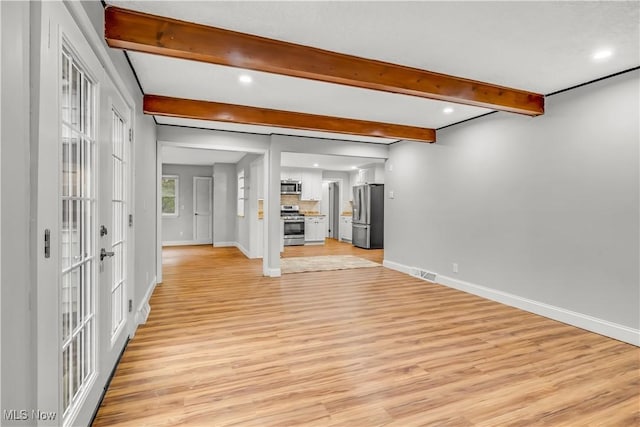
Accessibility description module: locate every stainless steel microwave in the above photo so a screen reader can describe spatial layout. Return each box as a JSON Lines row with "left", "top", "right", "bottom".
{"left": 281, "top": 180, "right": 302, "bottom": 194}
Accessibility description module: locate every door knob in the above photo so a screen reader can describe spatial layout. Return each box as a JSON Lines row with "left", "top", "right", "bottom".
{"left": 100, "top": 225, "right": 108, "bottom": 236}
{"left": 100, "top": 248, "right": 115, "bottom": 261}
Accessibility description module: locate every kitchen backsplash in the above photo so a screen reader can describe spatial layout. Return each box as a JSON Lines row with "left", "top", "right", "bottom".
{"left": 281, "top": 195, "right": 352, "bottom": 215}
{"left": 281, "top": 195, "right": 319, "bottom": 213}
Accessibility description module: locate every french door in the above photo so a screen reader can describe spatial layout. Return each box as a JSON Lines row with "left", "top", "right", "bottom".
{"left": 99, "top": 83, "right": 132, "bottom": 377}
{"left": 36, "top": 3, "right": 132, "bottom": 426}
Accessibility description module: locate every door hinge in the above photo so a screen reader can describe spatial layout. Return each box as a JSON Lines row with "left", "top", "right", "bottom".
{"left": 44, "top": 229, "right": 51, "bottom": 258}
{"left": 129, "top": 214, "right": 133, "bottom": 227}
{"left": 128, "top": 299, "right": 133, "bottom": 313}
{"left": 129, "top": 128, "right": 133, "bottom": 142}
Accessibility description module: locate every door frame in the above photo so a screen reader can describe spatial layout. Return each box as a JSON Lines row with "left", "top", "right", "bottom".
{"left": 192, "top": 175, "right": 213, "bottom": 244}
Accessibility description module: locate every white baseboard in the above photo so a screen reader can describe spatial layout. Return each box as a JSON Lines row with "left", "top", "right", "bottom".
{"left": 265, "top": 268, "right": 281, "bottom": 277}
{"left": 163, "top": 240, "right": 211, "bottom": 246}
{"left": 382, "top": 259, "right": 413, "bottom": 275}
{"left": 383, "top": 259, "right": 639, "bottom": 346}
{"left": 235, "top": 242, "right": 251, "bottom": 258}
{"left": 214, "top": 241, "right": 236, "bottom": 247}
{"left": 134, "top": 276, "right": 156, "bottom": 330}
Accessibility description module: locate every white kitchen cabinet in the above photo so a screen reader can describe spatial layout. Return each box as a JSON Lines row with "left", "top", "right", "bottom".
{"left": 304, "top": 216, "right": 326, "bottom": 243}
{"left": 300, "top": 169, "right": 322, "bottom": 201}
{"left": 281, "top": 167, "right": 302, "bottom": 182}
{"left": 340, "top": 215, "right": 352, "bottom": 242}
{"left": 356, "top": 168, "right": 373, "bottom": 185}
{"left": 354, "top": 165, "right": 384, "bottom": 185}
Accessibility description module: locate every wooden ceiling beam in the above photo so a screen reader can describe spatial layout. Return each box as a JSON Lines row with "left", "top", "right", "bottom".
{"left": 105, "top": 6, "right": 544, "bottom": 116}
{"left": 143, "top": 95, "right": 436, "bottom": 143}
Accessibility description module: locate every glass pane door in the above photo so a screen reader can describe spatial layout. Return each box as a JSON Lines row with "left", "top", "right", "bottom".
{"left": 60, "top": 46, "right": 96, "bottom": 418}
{"left": 110, "top": 110, "right": 127, "bottom": 338}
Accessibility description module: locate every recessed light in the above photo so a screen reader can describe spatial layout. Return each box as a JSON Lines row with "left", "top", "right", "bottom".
{"left": 351, "top": 166, "right": 358, "bottom": 170}
{"left": 313, "top": 163, "right": 319, "bottom": 167}
{"left": 238, "top": 74, "right": 253, "bottom": 84}
{"left": 592, "top": 49, "right": 613, "bottom": 61}
{"left": 443, "top": 107, "right": 454, "bottom": 114}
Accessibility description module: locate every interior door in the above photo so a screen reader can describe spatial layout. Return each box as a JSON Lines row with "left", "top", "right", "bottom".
{"left": 193, "top": 176, "right": 212, "bottom": 243}
{"left": 98, "top": 78, "right": 132, "bottom": 383}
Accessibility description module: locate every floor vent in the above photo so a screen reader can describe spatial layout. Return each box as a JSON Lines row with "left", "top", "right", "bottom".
{"left": 412, "top": 268, "right": 437, "bottom": 282}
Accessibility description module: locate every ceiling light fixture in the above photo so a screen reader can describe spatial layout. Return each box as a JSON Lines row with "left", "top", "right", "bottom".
{"left": 443, "top": 107, "right": 454, "bottom": 114}
{"left": 238, "top": 74, "right": 253, "bottom": 84}
{"left": 592, "top": 49, "right": 613, "bottom": 61}
{"left": 351, "top": 166, "right": 358, "bottom": 170}
{"left": 313, "top": 163, "right": 319, "bottom": 167}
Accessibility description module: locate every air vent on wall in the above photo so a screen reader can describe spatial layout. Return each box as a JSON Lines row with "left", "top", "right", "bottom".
{"left": 412, "top": 268, "right": 437, "bottom": 282}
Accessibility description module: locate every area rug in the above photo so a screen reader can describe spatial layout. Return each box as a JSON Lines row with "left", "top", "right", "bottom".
{"left": 281, "top": 255, "right": 381, "bottom": 274}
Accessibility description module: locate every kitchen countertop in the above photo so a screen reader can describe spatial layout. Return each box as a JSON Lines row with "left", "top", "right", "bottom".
{"left": 340, "top": 212, "right": 353, "bottom": 216}
{"left": 302, "top": 211, "right": 326, "bottom": 217}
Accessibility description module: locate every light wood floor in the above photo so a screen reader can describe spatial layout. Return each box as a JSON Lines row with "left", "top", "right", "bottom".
{"left": 93, "top": 240, "right": 639, "bottom": 426}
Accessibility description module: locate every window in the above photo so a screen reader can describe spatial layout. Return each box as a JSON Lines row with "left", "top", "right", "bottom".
{"left": 162, "top": 175, "right": 179, "bottom": 216}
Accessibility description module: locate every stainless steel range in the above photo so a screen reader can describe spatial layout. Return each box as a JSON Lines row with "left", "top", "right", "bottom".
{"left": 281, "top": 205, "right": 305, "bottom": 246}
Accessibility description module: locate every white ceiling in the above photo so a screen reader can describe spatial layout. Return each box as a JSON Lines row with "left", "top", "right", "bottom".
{"left": 281, "top": 152, "right": 384, "bottom": 172}
{"left": 162, "top": 145, "right": 246, "bottom": 165}
{"left": 108, "top": 1, "right": 639, "bottom": 140}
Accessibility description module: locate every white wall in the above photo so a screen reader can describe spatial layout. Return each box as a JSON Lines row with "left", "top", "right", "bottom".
{"left": 213, "top": 163, "right": 237, "bottom": 245}
{"left": 162, "top": 164, "right": 213, "bottom": 242}
{"left": 235, "top": 154, "right": 260, "bottom": 255}
{"left": 385, "top": 70, "right": 639, "bottom": 343}
{"left": 1, "top": 1, "right": 35, "bottom": 419}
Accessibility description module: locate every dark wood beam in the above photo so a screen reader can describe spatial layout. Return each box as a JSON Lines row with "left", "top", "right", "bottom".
{"left": 144, "top": 95, "right": 436, "bottom": 143}
{"left": 105, "top": 6, "right": 544, "bottom": 116}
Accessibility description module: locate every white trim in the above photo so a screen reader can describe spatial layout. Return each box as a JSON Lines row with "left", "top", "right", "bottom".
{"left": 382, "top": 259, "right": 413, "bottom": 275}
{"left": 213, "top": 241, "right": 236, "bottom": 247}
{"left": 235, "top": 242, "right": 251, "bottom": 258}
{"left": 266, "top": 268, "right": 281, "bottom": 277}
{"left": 383, "top": 259, "right": 640, "bottom": 346}
{"left": 163, "top": 240, "right": 210, "bottom": 246}
{"left": 134, "top": 276, "right": 157, "bottom": 329}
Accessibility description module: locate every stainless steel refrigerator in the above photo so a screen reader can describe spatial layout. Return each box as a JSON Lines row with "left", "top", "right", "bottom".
{"left": 352, "top": 184, "right": 384, "bottom": 249}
